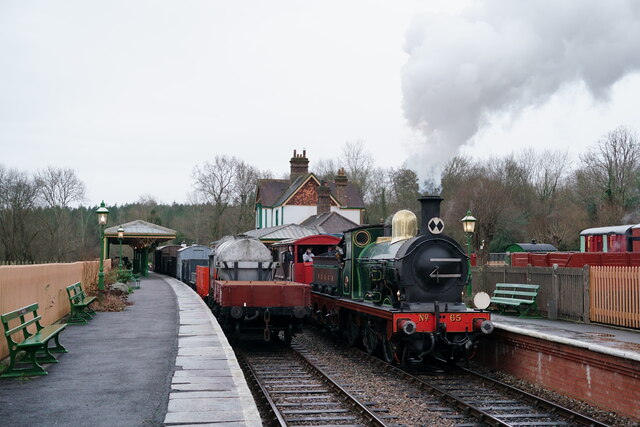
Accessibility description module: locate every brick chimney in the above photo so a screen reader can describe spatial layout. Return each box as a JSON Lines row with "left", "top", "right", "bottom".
{"left": 317, "top": 180, "right": 331, "bottom": 215}
{"left": 289, "top": 149, "right": 309, "bottom": 183}
{"left": 334, "top": 168, "right": 347, "bottom": 206}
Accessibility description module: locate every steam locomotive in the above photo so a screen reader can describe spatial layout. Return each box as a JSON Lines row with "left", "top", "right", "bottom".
{"left": 310, "top": 196, "right": 494, "bottom": 364}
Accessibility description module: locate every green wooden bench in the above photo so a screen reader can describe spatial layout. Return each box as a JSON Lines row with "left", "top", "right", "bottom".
{"left": 1, "top": 303, "right": 67, "bottom": 378}
{"left": 66, "top": 282, "right": 96, "bottom": 324}
{"left": 490, "top": 283, "right": 541, "bottom": 318}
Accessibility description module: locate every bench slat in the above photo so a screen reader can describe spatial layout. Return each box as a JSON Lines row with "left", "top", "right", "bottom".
{"left": 491, "top": 298, "right": 533, "bottom": 305}
{"left": 493, "top": 290, "right": 538, "bottom": 297}
{"left": 19, "top": 324, "right": 66, "bottom": 347}
{"left": 1, "top": 303, "right": 40, "bottom": 322}
{"left": 70, "top": 293, "right": 86, "bottom": 302}
{"left": 4, "top": 315, "right": 41, "bottom": 337}
{"left": 495, "top": 283, "right": 540, "bottom": 290}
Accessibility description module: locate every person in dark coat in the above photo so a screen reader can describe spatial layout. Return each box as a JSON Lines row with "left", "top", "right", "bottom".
{"left": 283, "top": 246, "right": 293, "bottom": 280}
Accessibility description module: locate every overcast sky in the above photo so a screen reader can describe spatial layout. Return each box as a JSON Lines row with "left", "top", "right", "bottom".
{"left": 2, "top": 1, "right": 640, "bottom": 207}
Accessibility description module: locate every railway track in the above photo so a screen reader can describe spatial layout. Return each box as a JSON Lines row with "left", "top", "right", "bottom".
{"left": 237, "top": 343, "right": 393, "bottom": 426}
{"left": 237, "top": 328, "right": 611, "bottom": 426}
{"left": 351, "top": 346, "right": 608, "bottom": 427}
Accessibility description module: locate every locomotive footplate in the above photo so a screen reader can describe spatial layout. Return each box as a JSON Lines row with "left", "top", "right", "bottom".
{"left": 311, "top": 292, "right": 492, "bottom": 335}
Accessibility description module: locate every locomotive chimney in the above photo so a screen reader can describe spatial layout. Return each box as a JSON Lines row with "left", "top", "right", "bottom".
{"left": 290, "top": 149, "right": 309, "bottom": 183}
{"left": 419, "top": 195, "right": 443, "bottom": 236}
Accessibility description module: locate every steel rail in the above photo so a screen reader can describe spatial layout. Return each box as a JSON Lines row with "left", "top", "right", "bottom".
{"left": 368, "top": 356, "right": 509, "bottom": 426}
{"left": 237, "top": 351, "right": 288, "bottom": 427}
{"left": 292, "top": 348, "right": 388, "bottom": 427}
{"left": 456, "top": 365, "right": 607, "bottom": 427}
{"left": 350, "top": 346, "right": 607, "bottom": 427}
{"left": 238, "top": 346, "right": 388, "bottom": 426}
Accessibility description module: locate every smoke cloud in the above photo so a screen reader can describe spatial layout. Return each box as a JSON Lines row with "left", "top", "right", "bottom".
{"left": 402, "top": 0, "right": 640, "bottom": 176}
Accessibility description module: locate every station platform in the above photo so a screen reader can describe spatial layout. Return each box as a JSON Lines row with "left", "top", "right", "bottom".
{"left": 478, "top": 313, "right": 640, "bottom": 420}
{"left": 0, "top": 273, "right": 261, "bottom": 426}
{"left": 492, "top": 314, "right": 640, "bottom": 362}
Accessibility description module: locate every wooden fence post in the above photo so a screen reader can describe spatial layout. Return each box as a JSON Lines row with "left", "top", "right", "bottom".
{"left": 583, "top": 265, "right": 591, "bottom": 324}
{"left": 548, "top": 264, "right": 559, "bottom": 320}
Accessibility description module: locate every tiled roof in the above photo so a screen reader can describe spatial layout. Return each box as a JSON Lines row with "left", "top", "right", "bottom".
{"left": 274, "top": 175, "right": 314, "bottom": 206}
{"left": 327, "top": 181, "right": 364, "bottom": 208}
{"left": 256, "top": 174, "right": 364, "bottom": 208}
{"left": 301, "top": 212, "right": 358, "bottom": 235}
{"left": 256, "top": 179, "right": 291, "bottom": 206}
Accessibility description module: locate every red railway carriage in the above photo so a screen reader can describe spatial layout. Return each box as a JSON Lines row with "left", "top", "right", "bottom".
{"left": 272, "top": 234, "right": 341, "bottom": 283}
{"left": 580, "top": 224, "right": 640, "bottom": 253}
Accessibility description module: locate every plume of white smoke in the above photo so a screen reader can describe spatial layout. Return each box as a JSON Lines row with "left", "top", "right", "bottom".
{"left": 402, "top": 0, "right": 640, "bottom": 178}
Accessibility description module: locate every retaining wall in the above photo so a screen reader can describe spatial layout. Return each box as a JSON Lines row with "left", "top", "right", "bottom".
{"left": 0, "top": 260, "right": 111, "bottom": 360}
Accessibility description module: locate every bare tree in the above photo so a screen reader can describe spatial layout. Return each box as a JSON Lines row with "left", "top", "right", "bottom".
{"left": 389, "top": 167, "right": 421, "bottom": 214}
{"left": 182, "top": 191, "right": 212, "bottom": 245}
{"left": 520, "top": 149, "right": 570, "bottom": 203}
{"left": 233, "top": 161, "right": 260, "bottom": 234}
{"left": 0, "top": 167, "right": 41, "bottom": 261}
{"left": 313, "top": 158, "right": 339, "bottom": 182}
{"left": 342, "top": 140, "right": 374, "bottom": 201}
{"left": 35, "top": 166, "right": 86, "bottom": 261}
{"left": 36, "top": 166, "right": 86, "bottom": 208}
{"left": 440, "top": 156, "right": 525, "bottom": 262}
{"left": 579, "top": 126, "right": 640, "bottom": 215}
{"left": 192, "top": 155, "right": 239, "bottom": 239}
{"left": 365, "top": 167, "right": 391, "bottom": 224}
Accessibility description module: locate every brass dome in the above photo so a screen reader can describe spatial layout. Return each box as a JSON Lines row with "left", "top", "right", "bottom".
{"left": 391, "top": 210, "right": 418, "bottom": 244}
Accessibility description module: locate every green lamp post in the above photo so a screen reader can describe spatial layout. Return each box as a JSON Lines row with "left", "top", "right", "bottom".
{"left": 117, "top": 225, "right": 124, "bottom": 269}
{"left": 461, "top": 209, "right": 477, "bottom": 297}
{"left": 96, "top": 201, "right": 109, "bottom": 291}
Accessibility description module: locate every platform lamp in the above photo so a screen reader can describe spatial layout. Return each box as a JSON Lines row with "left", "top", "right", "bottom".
{"left": 117, "top": 225, "right": 125, "bottom": 270}
{"left": 96, "top": 201, "right": 110, "bottom": 291}
{"left": 461, "top": 209, "right": 477, "bottom": 297}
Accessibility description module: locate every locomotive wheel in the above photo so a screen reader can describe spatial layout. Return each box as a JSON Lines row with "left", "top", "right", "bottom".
{"left": 345, "top": 315, "right": 359, "bottom": 347}
{"left": 362, "top": 321, "right": 378, "bottom": 354}
{"left": 381, "top": 337, "right": 397, "bottom": 364}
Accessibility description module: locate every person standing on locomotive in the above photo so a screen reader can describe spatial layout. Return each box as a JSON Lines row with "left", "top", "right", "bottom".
{"left": 283, "top": 246, "right": 294, "bottom": 280}
{"left": 302, "top": 248, "right": 315, "bottom": 262}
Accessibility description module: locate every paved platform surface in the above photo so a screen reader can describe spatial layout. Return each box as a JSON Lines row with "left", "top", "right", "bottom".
{"left": 0, "top": 273, "right": 261, "bottom": 426}
{"left": 163, "top": 276, "right": 260, "bottom": 426}
{"left": 492, "top": 314, "right": 640, "bottom": 362}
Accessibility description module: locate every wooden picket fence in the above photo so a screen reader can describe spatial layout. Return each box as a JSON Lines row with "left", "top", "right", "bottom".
{"left": 590, "top": 266, "right": 640, "bottom": 328}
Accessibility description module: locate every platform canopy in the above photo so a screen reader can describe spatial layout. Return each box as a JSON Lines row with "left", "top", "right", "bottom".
{"left": 104, "top": 220, "right": 176, "bottom": 249}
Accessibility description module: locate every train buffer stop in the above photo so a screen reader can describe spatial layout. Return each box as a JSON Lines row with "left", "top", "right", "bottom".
{"left": 0, "top": 273, "right": 261, "bottom": 426}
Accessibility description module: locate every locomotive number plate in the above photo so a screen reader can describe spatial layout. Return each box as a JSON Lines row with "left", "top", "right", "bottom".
{"left": 393, "top": 313, "right": 436, "bottom": 333}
